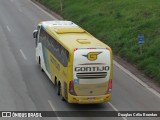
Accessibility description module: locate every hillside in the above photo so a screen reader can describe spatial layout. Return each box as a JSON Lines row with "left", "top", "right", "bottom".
{"left": 39, "top": 0, "right": 160, "bottom": 82}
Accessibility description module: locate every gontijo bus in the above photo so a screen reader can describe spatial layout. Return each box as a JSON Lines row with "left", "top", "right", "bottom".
{"left": 33, "top": 21, "right": 113, "bottom": 104}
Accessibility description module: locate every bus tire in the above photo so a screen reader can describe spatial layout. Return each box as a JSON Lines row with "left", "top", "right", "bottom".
{"left": 55, "top": 77, "right": 57, "bottom": 86}
{"left": 59, "top": 84, "right": 65, "bottom": 101}
{"left": 60, "top": 88, "right": 65, "bottom": 101}
{"left": 39, "top": 57, "right": 44, "bottom": 72}
{"left": 57, "top": 83, "right": 60, "bottom": 96}
{"left": 61, "top": 96, "right": 65, "bottom": 101}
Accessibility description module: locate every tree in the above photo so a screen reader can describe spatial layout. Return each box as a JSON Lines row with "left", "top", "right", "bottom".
{"left": 59, "top": 0, "right": 64, "bottom": 11}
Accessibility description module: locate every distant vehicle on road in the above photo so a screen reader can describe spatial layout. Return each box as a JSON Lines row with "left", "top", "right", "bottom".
{"left": 33, "top": 21, "right": 113, "bottom": 104}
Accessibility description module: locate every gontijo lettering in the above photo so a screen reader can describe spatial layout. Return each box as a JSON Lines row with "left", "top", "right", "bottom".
{"left": 75, "top": 66, "right": 110, "bottom": 72}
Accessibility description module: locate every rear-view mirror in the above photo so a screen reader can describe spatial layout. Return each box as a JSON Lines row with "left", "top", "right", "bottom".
{"left": 33, "top": 30, "right": 38, "bottom": 38}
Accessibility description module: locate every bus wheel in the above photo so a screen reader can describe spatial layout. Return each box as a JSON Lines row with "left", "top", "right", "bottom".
{"left": 60, "top": 85, "right": 65, "bottom": 101}
{"left": 61, "top": 95, "right": 65, "bottom": 101}
{"left": 57, "top": 83, "right": 65, "bottom": 101}
{"left": 39, "top": 57, "right": 44, "bottom": 72}
{"left": 60, "top": 87, "right": 65, "bottom": 101}
{"left": 55, "top": 77, "right": 57, "bottom": 86}
{"left": 57, "top": 83, "right": 61, "bottom": 96}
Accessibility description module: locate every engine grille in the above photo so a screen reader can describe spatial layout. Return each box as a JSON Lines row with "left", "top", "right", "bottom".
{"left": 76, "top": 72, "right": 107, "bottom": 79}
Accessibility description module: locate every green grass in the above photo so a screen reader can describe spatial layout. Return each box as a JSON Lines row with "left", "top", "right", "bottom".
{"left": 39, "top": 0, "right": 160, "bottom": 82}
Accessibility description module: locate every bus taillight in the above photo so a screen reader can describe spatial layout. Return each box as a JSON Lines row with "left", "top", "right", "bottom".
{"left": 106, "top": 47, "right": 111, "bottom": 51}
{"left": 74, "top": 48, "right": 78, "bottom": 51}
{"left": 106, "top": 79, "right": 112, "bottom": 94}
{"left": 69, "top": 81, "right": 77, "bottom": 96}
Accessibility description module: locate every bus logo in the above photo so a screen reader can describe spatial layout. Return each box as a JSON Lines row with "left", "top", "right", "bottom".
{"left": 83, "top": 52, "right": 102, "bottom": 61}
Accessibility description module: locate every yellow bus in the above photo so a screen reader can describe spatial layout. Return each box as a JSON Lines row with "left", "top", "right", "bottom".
{"left": 33, "top": 21, "right": 113, "bottom": 104}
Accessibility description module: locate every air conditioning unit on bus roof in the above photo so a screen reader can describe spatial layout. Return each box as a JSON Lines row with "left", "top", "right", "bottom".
{"left": 42, "top": 21, "right": 76, "bottom": 27}
{"left": 54, "top": 27, "right": 85, "bottom": 34}
{"left": 52, "top": 21, "right": 75, "bottom": 26}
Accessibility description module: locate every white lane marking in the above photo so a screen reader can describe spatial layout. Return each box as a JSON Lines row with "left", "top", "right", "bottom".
{"left": 6, "top": 26, "right": 11, "bottom": 32}
{"left": 108, "top": 102, "right": 127, "bottom": 120}
{"left": 28, "top": 0, "right": 58, "bottom": 20}
{"left": 114, "top": 61, "right": 160, "bottom": 99}
{"left": 48, "top": 100, "right": 62, "bottom": 120}
{"left": 108, "top": 102, "right": 119, "bottom": 111}
{"left": 20, "top": 49, "right": 27, "bottom": 60}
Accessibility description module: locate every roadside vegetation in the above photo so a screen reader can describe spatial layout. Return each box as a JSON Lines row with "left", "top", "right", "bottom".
{"left": 39, "top": 0, "right": 160, "bottom": 82}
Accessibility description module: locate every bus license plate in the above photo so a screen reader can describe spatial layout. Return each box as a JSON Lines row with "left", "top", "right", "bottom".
{"left": 87, "top": 97, "right": 95, "bottom": 100}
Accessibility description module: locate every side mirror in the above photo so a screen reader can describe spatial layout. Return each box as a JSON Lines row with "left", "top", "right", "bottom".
{"left": 33, "top": 30, "right": 38, "bottom": 38}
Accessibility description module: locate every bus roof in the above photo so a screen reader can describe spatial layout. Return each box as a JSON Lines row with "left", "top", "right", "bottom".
{"left": 41, "top": 21, "right": 110, "bottom": 51}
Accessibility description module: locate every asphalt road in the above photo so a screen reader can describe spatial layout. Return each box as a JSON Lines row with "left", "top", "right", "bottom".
{"left": 0, "top": 0, "right": 160, "bottom": 120}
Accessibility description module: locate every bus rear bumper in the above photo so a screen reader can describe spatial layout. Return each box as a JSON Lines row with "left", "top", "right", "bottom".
{"left": 68, "top": 94, "right": 112, "bottom": 104}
